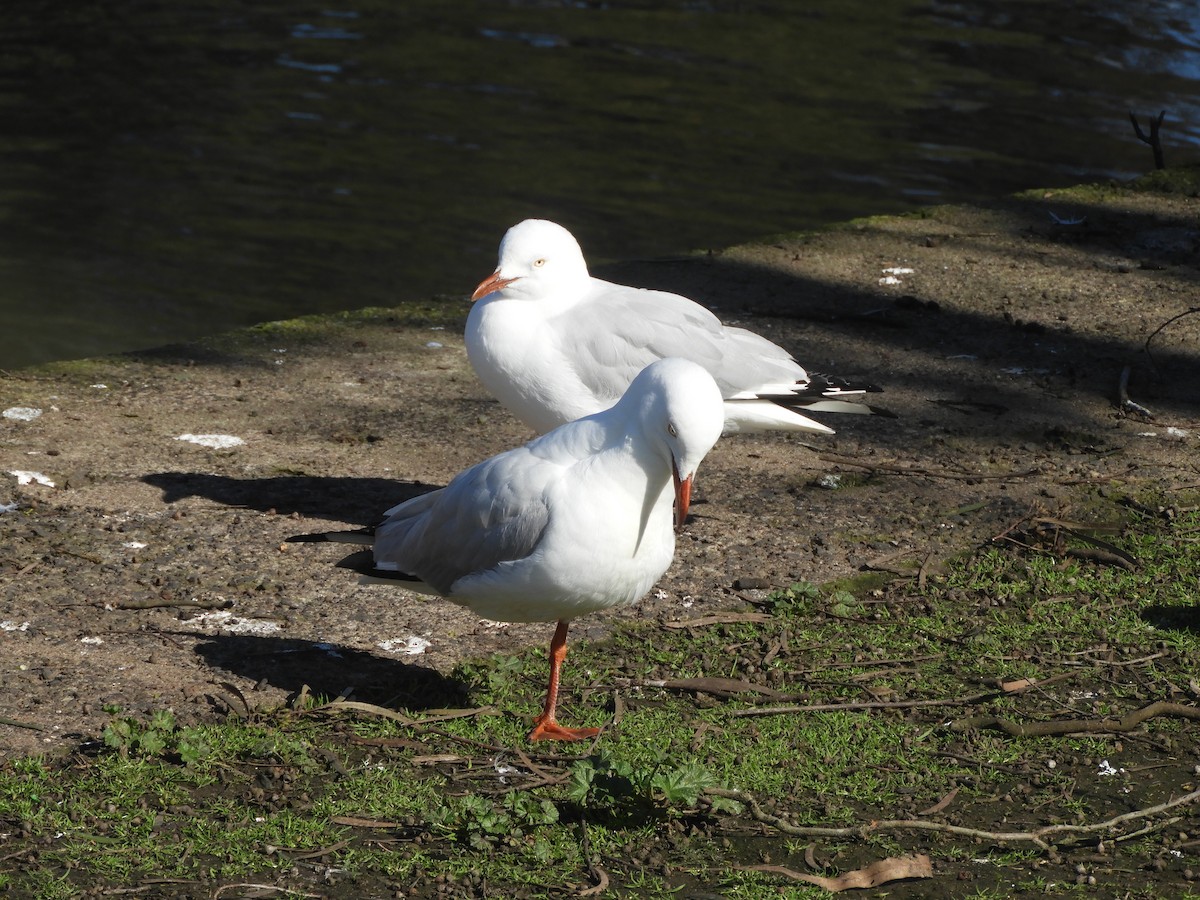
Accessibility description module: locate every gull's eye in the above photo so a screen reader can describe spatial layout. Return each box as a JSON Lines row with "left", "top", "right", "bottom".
{"left": 667, "top": 422, "right": 678, "bottom": 438}
{"left": 532, "top": 258, "right": 547, "bottom": 268}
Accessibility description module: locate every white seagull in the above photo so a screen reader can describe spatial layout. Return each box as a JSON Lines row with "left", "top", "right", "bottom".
{"left": 467, "top": 218, "right": 889, "bottom": 436}
{"left": 301, "top": 358, "right": 725, "bottom": 741}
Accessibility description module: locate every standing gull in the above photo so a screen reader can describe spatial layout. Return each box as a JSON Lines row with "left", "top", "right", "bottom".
{"left": 467, "top": 218, "right": 889, "bottom": 436}
{"left": 299, "top": 358, "right": 725, "bottom": 741}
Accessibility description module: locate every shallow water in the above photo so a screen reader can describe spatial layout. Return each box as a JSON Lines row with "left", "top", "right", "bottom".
{"left": 1, "top": 0, "right": 1197, "bottom": 369}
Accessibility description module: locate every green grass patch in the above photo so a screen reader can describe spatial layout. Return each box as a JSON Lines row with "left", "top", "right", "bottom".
{"left": 2, "top": 504, "right": 1199, "bottom": 897}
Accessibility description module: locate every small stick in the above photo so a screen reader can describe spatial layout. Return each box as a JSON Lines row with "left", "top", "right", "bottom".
{"left": 109, "top": 597, "right": 234, "bottom": 611}
{"left": 733, "top": 671, "right": 1079, "bottom": 718}
{"left": 0, "top": 717, "right": 47, "bottom": 732}
{"left": 817, "top": 453, "right": 1038, "bottom": 481}
{"left": 1144, "top": 306, "right": 1200, "bottom": 373}
{"left": 708, "top": 784, "right": 1200, "bottom": 850}
{"left": 951, "top": 700, "right": 1200, "bottom": 737}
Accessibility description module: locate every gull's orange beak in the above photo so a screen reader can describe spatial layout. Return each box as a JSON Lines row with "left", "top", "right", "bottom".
{"left": 472, "top": 270, "right": 517, "bottom": 301}
{"left": 672, "top": 463, "right": 693, "bottom": 532}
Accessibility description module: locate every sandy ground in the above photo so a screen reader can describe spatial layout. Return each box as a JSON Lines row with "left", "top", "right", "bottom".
{"left": 1, "top": 179, "right": 1198, "bottom": 760}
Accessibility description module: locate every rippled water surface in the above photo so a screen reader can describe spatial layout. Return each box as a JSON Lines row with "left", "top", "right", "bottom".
{"left": 2, "top": 0, "right": 1198, "bottom": 368}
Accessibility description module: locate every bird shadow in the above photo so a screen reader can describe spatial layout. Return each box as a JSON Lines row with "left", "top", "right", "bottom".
{"left": 188, "top": 633, "right": 470, "bottom": 711}
{"left": 1139, "top": 605, "right": 1200, "bottom": 635}
{"left": 142, "top": 472, "right": 441, "bottom": 526}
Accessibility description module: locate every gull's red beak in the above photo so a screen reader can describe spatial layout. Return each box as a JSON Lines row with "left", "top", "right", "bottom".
{"left": 472, "top": 270, "right": 517, "bottom": 301}
{"left": 672, "top": 463, "right": 693, "bottom": 532}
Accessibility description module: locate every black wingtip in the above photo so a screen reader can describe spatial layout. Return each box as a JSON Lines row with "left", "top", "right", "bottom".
{"left": 366, "top": 569, "right": 424, "bottom": 583}
{"left": 335, "top": 550, "right": 423, "bottom": 583}
{"left": 287, "top": 528, "right": 376, "bottom": 546}
{"left": 335, "top": 549, "right": 376, "bottom": 571}
{"left": 286, "top": 532, "right": 333, "bottom": 543}
{"left": 808, "top": 373, "right": 885, "bottom": 395}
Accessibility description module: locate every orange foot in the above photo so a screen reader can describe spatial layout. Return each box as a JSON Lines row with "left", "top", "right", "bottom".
{"left": 529, "top": 719, "right": 601, "bottom": 742}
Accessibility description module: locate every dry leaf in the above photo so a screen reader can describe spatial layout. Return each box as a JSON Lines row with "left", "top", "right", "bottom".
{"left": 1001, "top": 677, "right": 1037, "bottom": 692}
{"left": 744, "top": 853, "right": 933, "bottom": 891}
{"left": 918, "top": 786, "right": 960, "bottom": 816}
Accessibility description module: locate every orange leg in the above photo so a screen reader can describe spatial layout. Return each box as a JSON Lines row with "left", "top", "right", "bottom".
{"left": 528, "top": 620, "right": 601, "bottom": 742}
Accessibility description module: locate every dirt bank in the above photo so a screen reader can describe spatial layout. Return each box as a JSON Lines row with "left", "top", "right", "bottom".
{"left": 1, "top": 177, "right": 1197, "bottom": 760}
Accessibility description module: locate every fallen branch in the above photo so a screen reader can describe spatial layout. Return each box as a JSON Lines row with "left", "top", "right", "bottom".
{"left": 950, "top": 700, "right": 1200, "bottom": 736}
{"left": 991, "top": 515, "right": 1138, "bottom": 569}
{"left": 707, "top": 784, "right": 1200, "bottom": 850}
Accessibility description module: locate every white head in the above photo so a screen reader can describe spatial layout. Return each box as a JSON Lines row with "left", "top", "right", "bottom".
{"left": 619, "top": 358, "right": 725, "bottom": 530}
{"left": 472, "top": 219, "right": 591, "bottom": 302}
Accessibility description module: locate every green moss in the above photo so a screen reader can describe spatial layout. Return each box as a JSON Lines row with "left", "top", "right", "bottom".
{"left": 1129, "top": 164, "right": 1200, "bottom": 196}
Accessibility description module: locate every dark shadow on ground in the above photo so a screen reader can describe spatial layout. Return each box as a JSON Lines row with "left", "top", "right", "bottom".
{"left": 597, "top": 190, "right": 1200, "bottom": 426}
{"left": 129, "top": 186, "right": 1200, "bottom": 463}
{"left": 142, "top": 472, "right": 441, "bottom": 525}
{"left": 1140, "top": 604, "right": 1200, "bottom": 634}
{"left": 189, "top": 633, "right": 470, "bottom": 711}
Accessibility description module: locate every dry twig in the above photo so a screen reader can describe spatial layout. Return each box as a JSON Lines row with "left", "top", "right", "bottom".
{"left": 707, "top": 784, "right": 1200, "bottom": 850}
{"left": 663, "top": 612, "right": 773, "bottom": 628}
{"left": 212, "top": 884, "right": 320, "bottom": 899}
{"left": 110, "top": 596, "right": 234, "bottom": 611}
{"left": 817, "top": 453, "right": 1037, "bottom": 481}
{"left": 614, "top": 676, "right": 786, "bottom": 699}
{"left": 1144, "top": 306, "right": 1200, "bottom": 374}
{"left": 730, "top": 672, "right": 1077, "bottom": 718}
{"left": 951, "top": 700, "right": 1200, "bottom": 737}
{"left": 0, "top": 717, "right": 47, "bottom": 732}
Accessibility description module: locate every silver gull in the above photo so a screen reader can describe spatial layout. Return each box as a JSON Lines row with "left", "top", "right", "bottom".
{"left": 467, "top": 218, "right": 889, "bottom": 435}
{"left": 299, "top": 357, "right": 725, "bottom": 741}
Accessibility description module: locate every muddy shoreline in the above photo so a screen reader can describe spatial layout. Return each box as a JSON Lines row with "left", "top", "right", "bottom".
{"left": 2, "top": 178, "right": 1198, "bottom": 761}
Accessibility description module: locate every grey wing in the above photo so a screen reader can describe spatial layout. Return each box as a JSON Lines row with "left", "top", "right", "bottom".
{"left": 371, "top": 449, "right": 553, "bottom": 595}
{"left": 567, "top": 281, "right": 804, "bottom": 400}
